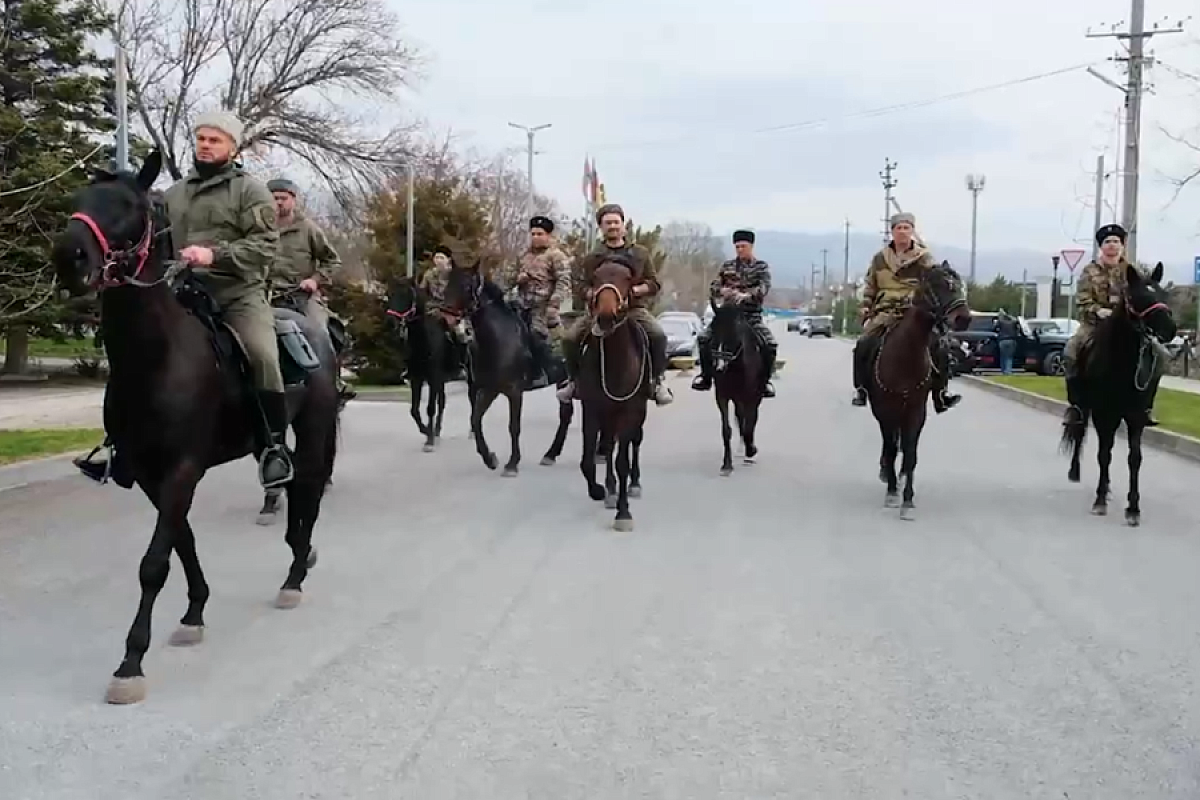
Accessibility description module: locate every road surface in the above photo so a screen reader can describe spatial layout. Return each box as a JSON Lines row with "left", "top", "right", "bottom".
{"left": 2, "top": 326, "right": 1199, "bottom": 799}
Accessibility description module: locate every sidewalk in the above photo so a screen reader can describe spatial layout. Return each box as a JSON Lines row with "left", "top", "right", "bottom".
{"left": 1163, "top": 376, "right": 1200, "bottom": 395}
{"left": 0, "top": 386, "right": 104, "bottom": 430}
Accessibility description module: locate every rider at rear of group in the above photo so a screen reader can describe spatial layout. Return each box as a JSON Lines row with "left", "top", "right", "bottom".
{"left": 265, "top": 177, "right": 355, "bottom": 402}
{"left": 419, "top": 244, "right": 471, "bottom": 344}
{"left": 557, "top": 203, "right": 673, "bottom": 407}
{"left": 852, "top": 212, "right": 962, "bottom": 414}
{"left": 1062, "top": 222, "right": 1165, "bottom": 427}
{"left": 501, "top": 215, "right": 572, "bottom": 389}
{"left": 690, "top": 229, "right": 777, "bottom": 398}
{"left": 75, "top": 110, "right": 294, "bottom": 489}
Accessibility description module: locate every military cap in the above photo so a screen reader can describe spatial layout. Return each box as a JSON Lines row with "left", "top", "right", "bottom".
{"left": 267, "top": 178, "right": 299, "bottom": 196}
{"left": 1095, "top": 223, "right": 1127, "bottom": 245}
{"left": 890, "top": 212, "right": 916, "bottom": 229}
{"left": 732, "top": 229, "right": 755, "bottom": 244}
{"left": 529, "top": 215, "right": 555, "bottom": 233}
{"left": 193, "top": 110, "right": 244, "bottom": 146}
{"left": 433, "top": 244, "right": 454, "bottom": 258}
{"left": 595, "top": 203, "right": 625, "bottom": 224}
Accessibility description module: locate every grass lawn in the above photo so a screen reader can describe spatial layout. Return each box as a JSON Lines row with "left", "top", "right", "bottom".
{"left": 0, "top": 428, "right": 105, "bottom": 465}
{"left": 985, "top": 375, "right": 1200, "bottom": 440}
{"left": 1, "top": 337, "right": 104, "bottom": 360}
{"left": 349, "top": 383, "right": 411, "bottom": 397}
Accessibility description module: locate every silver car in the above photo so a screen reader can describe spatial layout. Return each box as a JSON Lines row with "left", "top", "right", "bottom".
{"left": 660, "top": 314, "right": 700, "bottom": 359}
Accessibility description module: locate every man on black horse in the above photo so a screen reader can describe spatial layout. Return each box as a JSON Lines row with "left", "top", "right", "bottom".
{"left": 266, "top": 177, "right": 355, "bottom": 403}
{"left": 501, "top": 215, "right": 572, "bottom": 389}
{"left": 75, "top": 110, "right": 295, "bottom": 488}
{"left": 1062, "top": 223, "right": 1166, "bottom": 427}
{"left": 851, "top": 212, "right": 962, "bottom": 413}
{"left": 690, "top": 229, "right": 777, "bottom": 398}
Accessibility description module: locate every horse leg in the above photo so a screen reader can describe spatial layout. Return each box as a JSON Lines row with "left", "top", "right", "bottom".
{"left": 107, "top": 464, "right": 202, "bottom": 705}
{"left": 410, "top": 378, "right": 431, "bottom": 443}
{"left": 603, "top": 425, "right": 618, "bottom": 509}
{"left": 628, "top": 424, "right": 643, "bottom": 498}
{"left": 471, "top": 387, "right": 500, "bottom": 470}
{"left": 541, "top": 398, "right": 574, "bottom": 466}
{"left": 1125, "top": 422, "right": 1144, "bottom": 527}
{"left": 879, "top": 421, "right": 900, "bottom": 507}
{"left": 434, "top": 380, "right": 447, "bottom": 443}
{"left": 612, "top": 433, "right": 634, "bottom": 532}
{"left": 580, "top": 404, "right": 605, "bottom": 501}
{"left": 718, "top": 393, "right": 734, "bottom": 476}
{"left": 1092, "top": 421, "right": 1116, "bottom": 516}
{"left": 275, "top": 409, "right": 330, "bottom": 609}
{"left": 422, "top": 376, "right": 439, "bottom": 452}
{"left": 742, "top": 400, "right": 760, "bottom": 462}
{"left": 898, "top": 423, "right": 922, "bottom": 521}
{"left": 502, "top": 390, "right": 523, "bottom": 477}
{"left": 1066, "top": 407, "right": 1088, "bottom": 483}
{"left": 166, "top": 517, "right": 209, "bottom": 647}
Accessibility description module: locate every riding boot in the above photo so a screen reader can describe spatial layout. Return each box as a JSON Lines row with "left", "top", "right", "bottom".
{"left": 556, "top": 335, "right": 580, "bottom": 403}
{"left": 647, "top": 327, "right": 673, "bottom": 406}
{"left": 761, "top": 342, "right": 777, "bottom": 398}
{"left": 1062, "top": 358, "right": 1086, "bottom": 424}
{"left": 526, "top": 331, "right": 553, "bottom": 390}
{"left": 690, "top": 344, "right": 714, "bottom": 391}
{"left": 932, "top": 339, "right": 961, "bottom": 413}
{"left": 257, "top": 390, "right": 295, "bottom": 489}
{"left": 74, "top": 436, "right": 135, "bottom": 488}
{"left": 851, "top": 340, "right": 870, "bottom": 406}
{"left": 1143, "top": 372, "right": 1161, "bottom": 427}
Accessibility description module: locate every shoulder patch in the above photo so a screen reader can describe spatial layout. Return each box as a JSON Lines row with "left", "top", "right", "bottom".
{"left": 251, "top": 204, "right": 277, "bottom": 230}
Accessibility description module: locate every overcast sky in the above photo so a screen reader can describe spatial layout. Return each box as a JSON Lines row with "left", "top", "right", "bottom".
{"left": 392, "top": 0, "right": 1200, "bottom": 269}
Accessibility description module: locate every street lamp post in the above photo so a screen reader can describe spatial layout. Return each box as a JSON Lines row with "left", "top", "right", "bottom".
{"left": 965, "top": 174, "right": 985, "bottom": 286}
{"left": 508, "top": 122, "right": 552, "bottom": 220}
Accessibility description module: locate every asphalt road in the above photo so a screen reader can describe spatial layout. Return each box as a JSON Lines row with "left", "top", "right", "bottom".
{"left": 3, "top": 325, "right": 1200, "bottom": 799}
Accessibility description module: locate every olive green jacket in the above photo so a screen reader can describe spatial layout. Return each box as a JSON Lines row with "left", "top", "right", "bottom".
{"left": 270, "top": 212, "right": 342, "bottom": 291}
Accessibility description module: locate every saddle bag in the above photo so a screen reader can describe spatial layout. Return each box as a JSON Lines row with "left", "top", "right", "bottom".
{"left": 275, "top": 318, "right": 321, "bottom": 384}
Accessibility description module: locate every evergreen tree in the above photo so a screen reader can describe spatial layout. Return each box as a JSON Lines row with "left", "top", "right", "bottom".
{"left": 1, "top": 0, "right": 115, "bottom": 373}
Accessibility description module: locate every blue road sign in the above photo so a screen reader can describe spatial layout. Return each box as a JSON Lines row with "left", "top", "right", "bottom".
{"left": 1194, "top": 256, "right": 1200, "bottom": 284}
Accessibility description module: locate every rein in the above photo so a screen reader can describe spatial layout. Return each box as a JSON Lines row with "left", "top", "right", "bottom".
{"left": 873, "top": 284, "right": 961, "bottom": 399}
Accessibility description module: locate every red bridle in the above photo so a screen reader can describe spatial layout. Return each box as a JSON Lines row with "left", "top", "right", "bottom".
{"left": 69, "top": 211, "right": 153, "bottom": 289}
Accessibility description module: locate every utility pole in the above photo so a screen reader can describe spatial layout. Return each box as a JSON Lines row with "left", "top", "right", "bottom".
{"left": 820, "top": 248, "right": 828, "bottom": 292}
{"left": 1091, "top": 154, "right": 1106, "bottom": 262}
{"left": 880, "top": 159, "right": 897, "bottom": 243}
{"left": 508, "top": 122, "right": 552, "bottom": 221}
{"left": 1087, "top": 5, "right": 1187, "bottom": 263}
{"left": 965, "top": 174, "right": 985, "bottom": 285}
{"left": 113, "top": 22, "right": 129, "bottom": 171}
{"left": 810, "top": 264, "right": 821, "bottom": 310}
{"left": 842, "top": 219, "right": 851, "bottom": 334}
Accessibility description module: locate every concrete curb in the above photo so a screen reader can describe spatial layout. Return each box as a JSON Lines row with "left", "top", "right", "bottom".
{"left": 960, "top": 375, "right": 1200, "bottom": 465}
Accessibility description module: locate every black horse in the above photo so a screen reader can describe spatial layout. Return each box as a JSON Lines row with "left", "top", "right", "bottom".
{"left": 386, "top": 277, "right": 467, "bottom": 453}
{"left": 53, "top": 152, "right": 340, "bottom": 705}
{"left": 1061, "top": 262, "right": 1176, "bottom": 526}
{"left": 708, "top": 299, "right": 767, "bottom": 476}
{"left": 442, "top": 262, "right": 573, "bottom": 476}
{"left": 864, "top": 261, "right": 970, "bottom": 520}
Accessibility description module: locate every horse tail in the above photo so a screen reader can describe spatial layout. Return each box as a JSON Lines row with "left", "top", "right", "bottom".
{"left": 1059, "top": 412, "right": 1086, "bottom": 458}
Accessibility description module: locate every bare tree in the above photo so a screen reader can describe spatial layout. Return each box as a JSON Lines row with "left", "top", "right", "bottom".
{"left": 462, "top": 148, "right": 561, "bottom": 268}
{"left": 113, "top": 0, "right": 421, "bottom": 204}
{"left": 1160, "top": 53, "right": 1200, "bottom": 197}
{"left": 659, "top": 220, "right": 724, "bottom": 312}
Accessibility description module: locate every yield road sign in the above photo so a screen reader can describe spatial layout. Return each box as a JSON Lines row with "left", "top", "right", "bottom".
{"left": 1061, "top": 249, "right": 1086, "bottom": 272}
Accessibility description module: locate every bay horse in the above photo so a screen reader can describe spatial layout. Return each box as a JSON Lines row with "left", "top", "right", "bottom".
{"left": 385, "top": 277, "right": 465, "bottom": 453}
{"left": 53, "top": 152, "right": 340, "bottom": 705}
{"left": 577, "top": 256, "right": 649, "bottom": 532}
{"left": 441, "top": 262, "right": 573, "bottom": 475}
{"left": 708, "top": 298, "right": 767, "bottom": 476}
{"left": 1061, "top": 262, "right": 1175, "bottom": 526}
{"left": 863, "top": 261, "right": 969, "bottom": 520}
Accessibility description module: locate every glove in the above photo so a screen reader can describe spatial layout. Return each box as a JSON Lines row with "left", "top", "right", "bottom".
{"left": 1097, "top": 308, "right": 1113, "bottom": 319}
{"left": 720, "top": 286, "right": 737, "bottom": 300}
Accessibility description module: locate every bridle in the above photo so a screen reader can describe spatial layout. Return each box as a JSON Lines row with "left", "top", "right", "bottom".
{"left": 69, "top": 209, "right": 180, "bottom": 290}
{"left": 589, "top": 276, "right": 632, "bottom": 338}
{"left": 709, "top": 302, "right": 747, "bottom": 369}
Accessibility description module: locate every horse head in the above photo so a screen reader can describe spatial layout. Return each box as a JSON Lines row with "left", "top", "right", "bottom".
{"left": 591, "top": 256, "right": 636, "bottom": 335}
{"left": 917, "top": 260, "right": 971, "bottom": 332}
{"left": 385, "top": 276, "right": 421, "bottom": 325}
{"left": 709, "top": 298, "right": 752, "bottom": 370}
{"left": 442, "top": 259, "right": 485, "bottom": 319}
{"left": 1122, "top": 261, "right": 1176, "bottom": 344}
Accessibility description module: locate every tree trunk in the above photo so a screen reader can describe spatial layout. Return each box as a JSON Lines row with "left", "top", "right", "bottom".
{"left": 2, "top": 325, "right": 30, "bottom": 375}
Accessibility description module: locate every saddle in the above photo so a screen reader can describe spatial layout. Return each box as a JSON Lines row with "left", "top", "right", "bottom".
{"left": 508, "top": 300, "right": 567, "bottom": 390}
{"left": 174, "top": 277, "right": 321, "bottom": 389}
{"left": 270, "top": 290, "right": 350, "bottom": 355}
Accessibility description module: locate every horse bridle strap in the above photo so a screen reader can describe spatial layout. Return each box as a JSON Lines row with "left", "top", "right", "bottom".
{"left": 71, "top": 211, "right": 154, "bottom": 288}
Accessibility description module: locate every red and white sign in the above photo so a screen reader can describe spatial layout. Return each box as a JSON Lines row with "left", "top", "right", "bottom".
{"left": 1060, "top": 249, "right": 1086, "bottom": 272}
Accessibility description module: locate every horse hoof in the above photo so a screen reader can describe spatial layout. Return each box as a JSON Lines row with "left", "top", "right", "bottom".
{"left": 275, "top": 589, "right": 303, "bottom": 610}
{"left": 540, "top": 456, "right": 556, "bottom": 466}
{"left": 899, "top": 504, "right": 915, "bottom": 521}
{"left": 422, "top": 443, "right": 435, "bottom": 453}
{"left": 612, "top": 517, "right": 634, "bottom": 533}
{"left": 588, "top": 485, "right": 606, "bottom": 502}
{"left": 1091, "top": 503, "right": 1107, "bottom": 516}
{"left": 1125, "top": 510, "right": 1141, "bottom": 527}
{"left": 628, "top": 485, "right": 642, "bottom": 499}
{"left": 878, "top": 468, "right": 889, "bottom": 484}
{"left": 105, "top": 676, "right": 146, "bottom": 705}
{"left": 1068, "top": 468, "right": 1080, "bottom": 483}
{"left": 743, "top": 457, "right": 755, "bottom": 465}
{"left": 255, "top": 510, "right": 277, "bottom": 527}
{"left": 502, "top": 466, "right": 519, "bottom": 478}
{"left": 168, "top": 624, "right": 205, "bottom": 647}
{"left": 484, "top": 453, "right": 498, "bottom": 470}
{"left": 745, "top": 446, "right": 758, "bottom": 460}
{"left": 719, "top": 466, "right": 733, "bottom": 477}
{"left": 604, "top": 493, "right": 618, "bottom": 510}
{"left": 306, "top": 547, "right": 318, "bottom": 569}
{"left": 884, "top": 493, "right": 900, "bottom": 508}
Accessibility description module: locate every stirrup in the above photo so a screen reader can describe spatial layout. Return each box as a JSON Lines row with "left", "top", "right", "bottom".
{"left": 258, "top": 444, "right": 295, "bottom": 489}
{"left": 76, "top": 441, "right": 114, "bottom": 484}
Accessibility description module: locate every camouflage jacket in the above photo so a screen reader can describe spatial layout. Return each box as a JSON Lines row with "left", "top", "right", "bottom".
{"left": 711, "top": 258, "right": 771, "bottom": 312}
{"left": 578, "top": 241, "right": 658, "bottom": 308}
{"left": 1075, "top": 259, "right": 1132, "bottom": 325}
{"left": 270, "top": 212, "right": 342, "bottom": 291}
{"left": 418, "top": 263, "right": 452, "bottom": 312}
{"left": 503, "top": 246, "right": 571, "bottom": 309}
{"left": 164, "top": 162, "right": 278, "bottom": 303}
{"left": 861, "top": 242, "right": 937, "bottom": 317}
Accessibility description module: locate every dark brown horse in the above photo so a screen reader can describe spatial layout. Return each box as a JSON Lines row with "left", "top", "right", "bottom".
{"left": 864, "top": 261, "right": 969, "bottom": 519}
{"left": 1061, "top": 262, "right": 1176, "bottom": 526}
{"left": 577, "top": 256, "right": 649, "bottom": 532}
{"left": 708, "top": 299, "right": 767, "bottom": 476}
{"left": 53, "top": 152, "right": 340, "bottom": 704}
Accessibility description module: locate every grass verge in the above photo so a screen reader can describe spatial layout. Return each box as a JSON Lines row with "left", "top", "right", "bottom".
{"left": 984, "top": 375, "right": 1200, "bottom": 440}
{"left": 1, "top": 337, "right": 105, "bottom": 360}
{"left": 0, "top": 427, "right": 105, "bottom": 466}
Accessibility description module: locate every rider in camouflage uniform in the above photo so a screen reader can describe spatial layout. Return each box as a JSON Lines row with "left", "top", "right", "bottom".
{"left": 557, "top": 203, "right": 673, "bottom": 406}
{"left": 852, "top": 212, "right": 962, "bottom": 413}
{"left": 500, "top": 215, "right": 572, "bottom": 386}
{"left": 1063, "top": 223, "right": 1166, "bottom": 427}
{"left": 690, "top": 229, "right": 777, "bottom": 398}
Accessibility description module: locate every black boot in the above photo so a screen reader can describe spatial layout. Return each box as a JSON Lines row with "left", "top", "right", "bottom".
{"left": 1062, "top": 365, "right": 1085, "bottom": 424}
{"left": 526, "top": 331, "right": 554, "bottom": 390}
{"left": 1143, "top": 373, "right": 1161, "bottom": 427}
{"left": 691, "top": 344, "right": 714, "bottom": 391}
{"left": 761, "top": 342, "right": 777, "bottom": 398}
{"left": 647, "top": 325, "right": 673, "bottom": 405}
{"left": 556, "top": 336, "right": 580, "bottom": 403}
{"left": 851, "top": 340, "right": 870, "bottom": 406}
{"left": 257, "top": 391, "right": 295, "bottom": 489}
{"left": 932, "top": 340, "right": 961, "bottom": 413}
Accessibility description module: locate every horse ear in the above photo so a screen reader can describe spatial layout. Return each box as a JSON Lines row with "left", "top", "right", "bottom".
{"left": 941, "top": 260, "right": 950, "bottom": 268}
{"left": 136, "top": 151, "right": 162, "bottom": 192}
{"left": 1151, "top": 262, "right": 1164, "bottom": 283}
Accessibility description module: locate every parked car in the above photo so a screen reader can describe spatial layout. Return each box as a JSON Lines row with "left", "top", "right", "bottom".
{"left": 660, "top": 315, "right": 700, "bottom": 359}
{"left": 786, "top": 315, "right": 805, "bottom": 333}
{"left": 806, "top": 315, "right": 833, "bottom": 338}
{"left": 949, "top": 311, "right": 1067, "bottom": 376}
